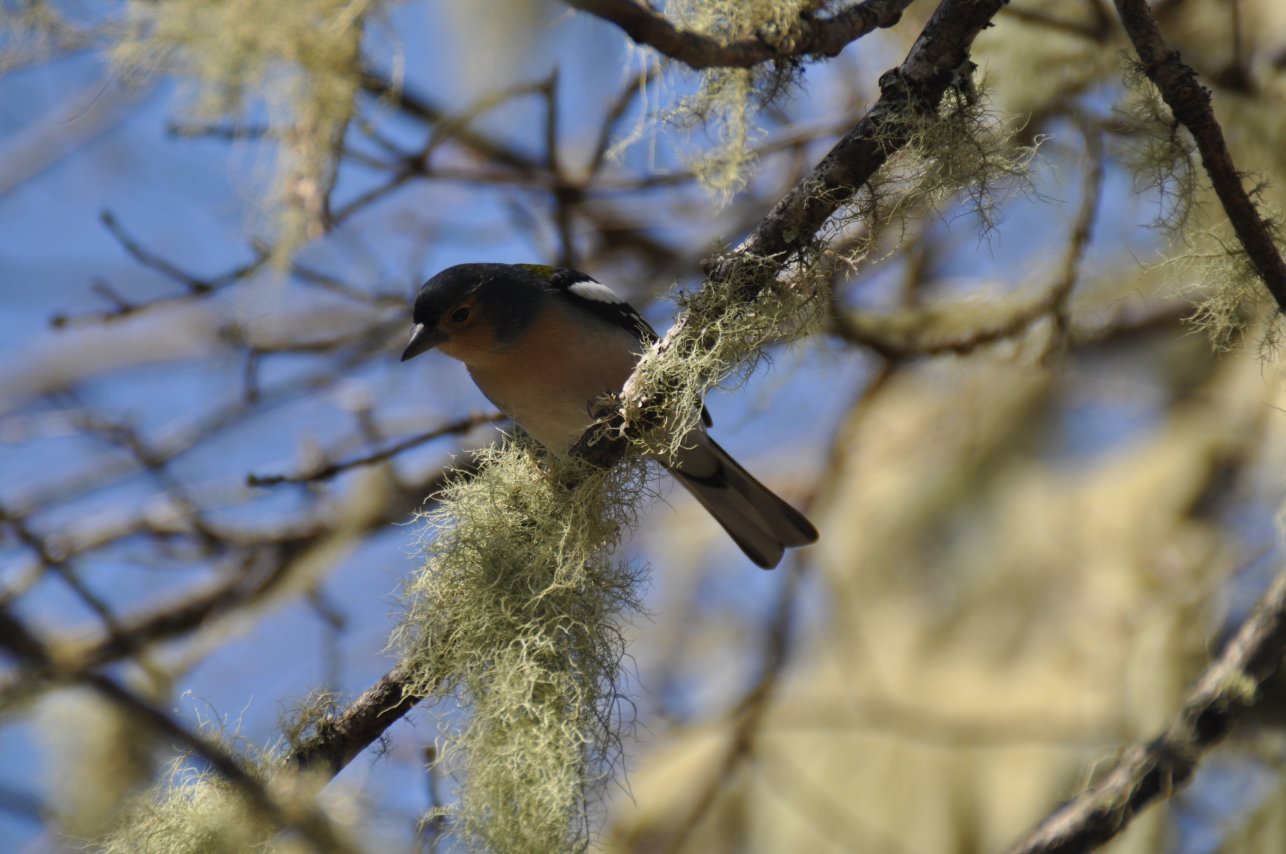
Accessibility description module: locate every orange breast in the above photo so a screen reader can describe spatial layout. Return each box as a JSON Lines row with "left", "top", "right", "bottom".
{"left": 466, "top": 305, "right": 643, "bottom": 453}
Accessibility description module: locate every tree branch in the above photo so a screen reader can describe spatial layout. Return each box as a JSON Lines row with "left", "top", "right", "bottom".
{"left": 286, "top": 664, "right": 424, "bottom": 776}
{"left": 1113, "top": 0, "right": 1286, "bottom": 312}
{"left": 562, "top": 0, "right": 914, "bottom": 69}
{"left": 246, "top": 413, "right": 502, "bottom": 486}
{"left": 1007, "top": 565, "right": 1286, "bottom": 854}
{"left": 573, "top": 0, "right": 1008, "bottom": 467}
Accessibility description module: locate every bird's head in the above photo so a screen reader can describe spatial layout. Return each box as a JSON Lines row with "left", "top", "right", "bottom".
{"left": 401, "top": 263, "right": 544, "bottom": 363}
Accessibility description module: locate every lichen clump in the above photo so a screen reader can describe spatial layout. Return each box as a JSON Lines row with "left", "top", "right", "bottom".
{"left": 665, "top": 0, "right": 816, "bottom": 197}
{"left": 393, "top": 443, "right": 650, "bottom": 853}
{"left": 112, "top": 0, "right": 376, "bottom": 263}
{"left": 1116, "top": 65, "right": 1284, "bottom": 350}
{"left": 98, "top": 764, "right": 280, "bottom": 854}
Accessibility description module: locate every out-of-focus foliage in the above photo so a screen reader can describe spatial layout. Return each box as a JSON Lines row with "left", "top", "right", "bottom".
{"left": 114, "top": 0, "right": 378, "bottom": 262}
{"left": 393, "top": 446, "right": 650, "bottom": 853}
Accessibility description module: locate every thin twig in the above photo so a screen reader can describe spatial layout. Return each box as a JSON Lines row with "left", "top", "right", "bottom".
{"left": 246, "top": 413, "right": 503, "bottom": 486}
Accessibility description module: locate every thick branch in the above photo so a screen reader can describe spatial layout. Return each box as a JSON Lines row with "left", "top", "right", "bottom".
{"left": 703, "top": 0, "right": 1001, "bottom": 289}
{"left": 1114, "top": 0, "right": 1286, "bottom": 312}
{"left": 1008, "top": 566, "right": 1286, "bottom": 854}
{"left": 562, "top": 0, "right": 913, "bottom": 69}
{"left": 573, "top": 0, "right": 1007, "bottom": 466}
{"left": 286, "top": 665, "right": 424, "bottom": 776}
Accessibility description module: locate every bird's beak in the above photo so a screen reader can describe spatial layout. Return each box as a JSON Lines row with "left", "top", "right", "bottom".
{"left": 400, "top": 323, "right": 445, "bottom": 362}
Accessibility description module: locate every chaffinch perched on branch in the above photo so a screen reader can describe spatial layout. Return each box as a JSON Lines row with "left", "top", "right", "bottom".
{"left": 400, "top": 263, "right": 818, "bottom": 569}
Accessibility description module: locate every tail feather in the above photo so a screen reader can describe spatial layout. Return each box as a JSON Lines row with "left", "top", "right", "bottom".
{"left": 667, "top": 433, "right": 818, "bottom": 569}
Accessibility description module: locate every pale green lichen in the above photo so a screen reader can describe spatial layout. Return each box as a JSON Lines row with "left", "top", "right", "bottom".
{"left": 97, "top": 761, "right": 282, "bottom": 854}
{"left": 91, "top": 744, "right": 355, "bottom": 854}
{"left": 863, "top": 83, "right": 1039, "bottom": 242}
{"left": 647, "top": 256, "right": 827, "bottom": 459}
{"left": 393, "top": 442, "right": 651, "bottom": 853}
{"left": 1114, "top": 61, "right": 1286, "bottom": 352}
{"left": 626, "top": 82, "right": 1034, "bottom": 462}
{"left": 278, "top": 689, "right": 345, "bottom": 752}
{"left": 1176, "top": 221, "right": 1283, "bottom": 353}
{"left": 0, "top": 1, "right": 84, "bottom": 74}
{"left": 111, "top": 0, "right": 377, "bottom": 264}
{"left": 1117, "top": 62, "right": 1201, "bottom": 235}
{"left": 663, "top": 0, "right": 818, "bottom": 198}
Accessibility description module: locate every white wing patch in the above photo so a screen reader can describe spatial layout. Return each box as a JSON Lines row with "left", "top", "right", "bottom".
{"left": 567, "top": 280, "right": 625, "bottom": 305}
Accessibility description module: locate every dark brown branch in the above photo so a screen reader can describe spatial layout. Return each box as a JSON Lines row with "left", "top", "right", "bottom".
{"left": 1008, "top": 565, "right": 1286, "bottom": 854}
{"left": 573, "top": 0, "right": 1009, "bottom": 467}
{"left": 700, "top": 0, "right": 1002, "bottom": 290}
{"left": 562, "top": 0, "right": 914, "bottom": 69}
{"left": 286, "top": 664, "right": 425, "bottom": 776}
{"left": 1113, "top": 0, "right": 1286, "bottom": 312}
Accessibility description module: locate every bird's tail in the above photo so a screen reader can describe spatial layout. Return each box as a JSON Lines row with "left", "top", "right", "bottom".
{"left": 667, "top": 433, "right": 818, "bottom": 569}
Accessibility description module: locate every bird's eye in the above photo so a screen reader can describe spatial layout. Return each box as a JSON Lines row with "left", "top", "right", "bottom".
{"left": 450, "top": 306, "right": 471, "bottom": 324}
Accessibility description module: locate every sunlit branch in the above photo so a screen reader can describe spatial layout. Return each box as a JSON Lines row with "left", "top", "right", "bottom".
{"left": 572, "top": 0, "right": 1010, "bottom": 467}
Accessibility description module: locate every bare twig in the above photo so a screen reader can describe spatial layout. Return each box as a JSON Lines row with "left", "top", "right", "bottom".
{"left": 51, "top": 215, "right": 269, "bottom": 326}
{"left": 246, "top": 413, "right": 503, "bottom": 486}
{"left": 99, "top": 210, "right": 214, "bottom": 294}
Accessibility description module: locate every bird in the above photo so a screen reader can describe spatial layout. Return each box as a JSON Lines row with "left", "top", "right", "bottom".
{"left": 400, "top": 262, "right": 818, "bottom": 569}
